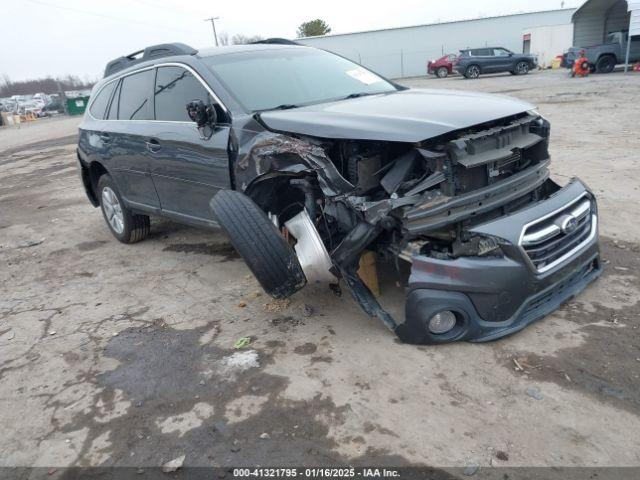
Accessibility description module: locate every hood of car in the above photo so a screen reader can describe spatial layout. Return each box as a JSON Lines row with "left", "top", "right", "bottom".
{"left": 258, "top": 88, "right": 535, "bottom": 143}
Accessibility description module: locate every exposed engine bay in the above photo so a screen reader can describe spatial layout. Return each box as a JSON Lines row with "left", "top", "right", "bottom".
{"left": 236, "top": 111, "right": 555, "bottom": 334}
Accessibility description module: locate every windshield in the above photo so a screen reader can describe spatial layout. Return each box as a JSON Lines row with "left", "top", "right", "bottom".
{"left": 202, "top": 47, "right": 398, "bottom": 111}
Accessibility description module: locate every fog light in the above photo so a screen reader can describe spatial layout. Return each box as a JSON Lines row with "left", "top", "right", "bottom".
{"left": 427, "top": 311, "right": 457, "bottom": 334}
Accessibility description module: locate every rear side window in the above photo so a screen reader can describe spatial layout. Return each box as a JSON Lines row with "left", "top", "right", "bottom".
{"left": 89, "top": 82, "right": 116, "bottom": 119}
{"left": 154, "top": 66, "right": 212, "bottom": 122}
{"left": 118, "top": 70, "right": 154, "bottom": 120}
{"left": 106, "top": 81, "right": 121, "bottom": 120}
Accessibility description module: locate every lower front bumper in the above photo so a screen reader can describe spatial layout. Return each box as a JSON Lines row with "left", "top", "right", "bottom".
{"left": 397, "top": 251, "right": 601, "bottom": 344}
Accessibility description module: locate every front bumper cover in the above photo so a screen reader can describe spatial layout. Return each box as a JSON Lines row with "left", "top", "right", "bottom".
{"left": 395, "top": 178, "right": 601, "bottom": 344}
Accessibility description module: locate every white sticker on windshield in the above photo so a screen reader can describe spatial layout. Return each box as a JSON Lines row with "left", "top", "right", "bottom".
{"left": 346, "top": 67, "right": 382, "bottom": 85}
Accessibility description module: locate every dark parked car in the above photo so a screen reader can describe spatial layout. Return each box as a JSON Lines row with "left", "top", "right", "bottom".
{"left": 77, "top": 42, "right": 600, "bottom": 344}
{"left": 564, "top": 31, "right": 640, "bottom": 73}
{"left": 41, "top": 101, "right": 64, "bottom": 116}
{"left": 454, "top": 47, "right": 537, "bottom": 78}
{"left": 427, "top": 54, "right": 457, "bottom": 78}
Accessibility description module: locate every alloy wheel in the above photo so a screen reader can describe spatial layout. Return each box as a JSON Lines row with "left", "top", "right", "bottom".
{"left": 101, "top": 186, "right": 125, "bottom": 234}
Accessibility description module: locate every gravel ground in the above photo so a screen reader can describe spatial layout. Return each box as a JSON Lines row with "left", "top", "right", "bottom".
{"left": 1, "top": 69, "right": 639, "bottom": 474}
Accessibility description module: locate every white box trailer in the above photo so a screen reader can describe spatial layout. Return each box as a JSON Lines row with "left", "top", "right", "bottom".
{"left": 522, "top": 23, "right": 574, "bottom": 68}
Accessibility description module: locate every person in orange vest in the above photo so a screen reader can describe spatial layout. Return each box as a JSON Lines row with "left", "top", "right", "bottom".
{"left": 571, "top": 50, "right": 590, "bottom": 77}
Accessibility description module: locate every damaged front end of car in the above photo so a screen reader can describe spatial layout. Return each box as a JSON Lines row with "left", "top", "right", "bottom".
{"left": 225, "top": 110, "right": 601, "bottom": 344}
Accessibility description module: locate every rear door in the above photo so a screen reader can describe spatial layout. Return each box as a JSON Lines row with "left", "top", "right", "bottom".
{"left": 474, "top": 48, "right": 496, "bottom": 72}
{"left": 105, "top": 69, "right": 161, "bottom": 211}
{"left": 146, "top": 65, "right": 231, "bottom": 225}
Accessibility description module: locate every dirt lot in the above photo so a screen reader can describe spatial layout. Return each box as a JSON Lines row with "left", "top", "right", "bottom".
{"left": 1, "top": 69, "right": 639, "bottom": 473}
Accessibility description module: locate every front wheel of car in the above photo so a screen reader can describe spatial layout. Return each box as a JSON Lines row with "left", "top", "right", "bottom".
{"left": 436, "top": 67, "right": 448, "bottom": 78}
{"left": 210, "top": 190, "right": 306, "bottom": 299}
{"left": 97, "top": 174, "right": 150, "bottom": 244}
{"left": 464, "top": 65, "right": 480, "bottom": 79}
{"left": 515, "top": 61, "right": 530, "bottom": 75}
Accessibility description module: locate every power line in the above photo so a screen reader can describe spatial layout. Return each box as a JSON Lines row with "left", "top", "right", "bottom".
{"left": 23, "top": 0, "right": 194, "bottom": 34}
{"left": 130, "top": 0, "right": 207, "bottom": 18}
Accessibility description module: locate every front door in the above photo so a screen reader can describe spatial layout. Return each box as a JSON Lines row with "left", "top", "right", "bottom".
{"left": 146, "top": 65, "right": 231, "bottom": 225}
{"left": 492, "top": 48, "right": 514, "bottom": 72}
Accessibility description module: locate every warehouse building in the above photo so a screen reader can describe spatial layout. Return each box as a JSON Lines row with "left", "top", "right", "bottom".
{"left": 298, "top": 9, "right": 576, "bottom": 78}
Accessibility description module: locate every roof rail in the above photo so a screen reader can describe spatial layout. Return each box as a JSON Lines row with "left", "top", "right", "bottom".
{"left": 103, "top": 42, "right": 198, "bottom": 78}
{"left": 250, "top": 38, "right": 300, "bottom": 45}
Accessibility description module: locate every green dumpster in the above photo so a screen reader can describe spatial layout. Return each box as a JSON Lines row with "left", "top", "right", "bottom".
{"left": 66, "top": 96, "right": 90, "bottom": 115}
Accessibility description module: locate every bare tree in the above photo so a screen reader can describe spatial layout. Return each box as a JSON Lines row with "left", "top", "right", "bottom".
{"left": 218, "top": 31, "right": 230, "bottom": 46}
{"left": 215, "top": 32, "right": 262, "bottom": 46}
{"left": 0, "top": 75, "right": 96, "bottom": 97}
{"left": 231, "top": 33, "right": 264, "bottom": 45}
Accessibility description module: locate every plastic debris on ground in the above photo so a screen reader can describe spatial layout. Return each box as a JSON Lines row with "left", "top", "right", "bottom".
{"left": 526, "top": 386, "right": 544, "bottom": 400}
{"left": 222, "top": 350, "right": 260, "bottom": 370}
{"left": 161, "top": 454, "right": 185, "bottom": 473}
{"left": 234, "top": 336, "right": 252, "bottom": 349}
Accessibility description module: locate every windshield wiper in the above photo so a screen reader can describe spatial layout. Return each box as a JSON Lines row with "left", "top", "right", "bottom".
{"left": 343, "top": 92, "right": 374, "bottom": 99}
{"left": 269, "top": 104, "right": 298, "bottom": 110}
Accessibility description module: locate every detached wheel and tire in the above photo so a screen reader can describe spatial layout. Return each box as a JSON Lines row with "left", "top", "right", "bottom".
{"left": 514, "top": 61, "right": 530, "bottom": 75}
{"left": 210, "top": 190, "right": 306, "bottom": 299}
{"left": 436, "top": 67, "right": 449, "bottom": 78}
{"left": 98, "top": 175, "right": 150, "bottom": 244}
{"left": 464, "top": 65, "right": 480, "bottom": 79}
{"left": 595, "top": 55, "right": 615, "bottom": 73}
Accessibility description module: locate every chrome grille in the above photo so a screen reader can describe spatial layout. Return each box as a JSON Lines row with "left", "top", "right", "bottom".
{"left": 520, "top": 195, "right": 596, "bottom": 273}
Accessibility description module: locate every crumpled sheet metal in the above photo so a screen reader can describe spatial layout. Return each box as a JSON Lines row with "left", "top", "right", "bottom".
{"left": 236, "top": 132, "right": 353, "bottom": 197}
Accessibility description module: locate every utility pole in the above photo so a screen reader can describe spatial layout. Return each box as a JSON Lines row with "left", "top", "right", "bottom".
{"left": 204, "top": 17, "right": 220, "bottom": 46}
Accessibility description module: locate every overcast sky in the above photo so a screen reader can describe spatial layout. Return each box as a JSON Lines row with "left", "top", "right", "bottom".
{"left": 2, "top": 0, "right": 584, "bottom": 81}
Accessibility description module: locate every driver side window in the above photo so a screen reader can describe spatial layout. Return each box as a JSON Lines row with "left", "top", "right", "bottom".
{"left": 494, "top": 48, "right": 509, "bottom": 57}
{"left": 154, "top": 66, "right": 222, "bottom": 122}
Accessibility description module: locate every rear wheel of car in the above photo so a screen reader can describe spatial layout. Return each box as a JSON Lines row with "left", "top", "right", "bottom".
{"left": 464, "top": 65, "right": 480, "bottom": 79}
{"left": 97, "top": 174, "right": 150, "bottom": 244}
{"left": 436, "top": 67, "right": 448, "bottom": 78}
{"left": 210, "top": 189, "right": 306, "bottom": 299}
{"left": 596, "top": 55, "right": 615, "bottom": 73}
{"left": 515, "top": 61, "right": 530, "bottom": 75}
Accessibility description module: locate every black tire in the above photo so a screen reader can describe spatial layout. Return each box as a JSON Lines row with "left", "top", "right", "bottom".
{"left": 514, "top": 61, "right": 530, "bottom": 75}
{"left": 210, "top": 189, "right": 306, "bottom": 299}
{"left": 97, "top": 174, "right": 150, "bottom": 244}
{"left": 464, "top": 65, "right": 480, "bottom": 79}
{"left": 436, "top": 67, "right": 448, "bottom": 78}
{"left": 596, "top": 55, "right": 615, "bottom": 74}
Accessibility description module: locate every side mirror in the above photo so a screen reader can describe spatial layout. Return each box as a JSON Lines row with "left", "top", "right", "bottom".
{"left": 187, "top": 100, "right": 217, "bottom": 139}
{"left": 186, "top": 99, "right": 217, "bottom": 128}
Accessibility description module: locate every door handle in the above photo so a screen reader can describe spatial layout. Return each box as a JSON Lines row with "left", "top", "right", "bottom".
{"left": 145, "top": 138, "right": 162, "bottom": 153}
{"left": 99, "top": 132, "right": 111, "bottom": 143}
